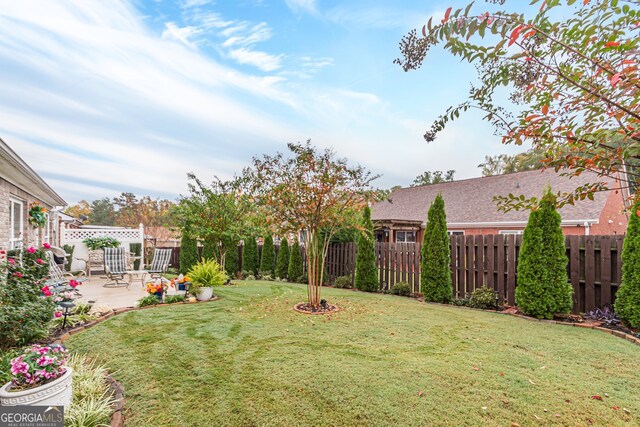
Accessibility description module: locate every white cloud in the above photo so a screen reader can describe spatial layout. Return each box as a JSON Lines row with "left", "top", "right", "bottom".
{"left": 181, "top": 0, "right": 211, "bottom": 9}
{"left": 161, "top": 22, "right": 200, "bottom": 48}
{"left": 228, "top": 48, "right": 284, "bottom": 72}
{"left": 221, "top": 22, "right": 273, "bottom": 48}
{"left": 284, "top": 0, "right": 317, "bottom": 15}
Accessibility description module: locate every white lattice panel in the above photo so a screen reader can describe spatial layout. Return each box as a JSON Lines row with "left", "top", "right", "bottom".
{"left": 63, "top": 229, "right": 142, "bottom": 243}
{"left": 61, "top": 225, "right": 145, "bottom": 271}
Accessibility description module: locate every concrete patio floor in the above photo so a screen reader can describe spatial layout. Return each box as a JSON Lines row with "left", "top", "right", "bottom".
{"left": 77, "top": 275, "right": 184, "bottom": 309}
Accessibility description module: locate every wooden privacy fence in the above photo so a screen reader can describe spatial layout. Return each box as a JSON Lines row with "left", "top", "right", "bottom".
{"left": 322, "top": 235, "right": 624, "bottom": 314}
{"left": 161, "top": 234, "right": 624, "bottom": 313}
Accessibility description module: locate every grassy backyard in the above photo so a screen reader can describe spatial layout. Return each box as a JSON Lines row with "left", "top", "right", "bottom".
{"left": 66, "top": 281, "right": 639, "bottom": 426}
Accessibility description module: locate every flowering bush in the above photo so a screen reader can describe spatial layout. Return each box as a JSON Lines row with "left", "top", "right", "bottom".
{"left": 0, "top": 246, "right": 55, "bottom": 350}
{"left": 9, "top": 345, "right": 68, "bottom": 391}
{"left": 27, "top": 202, "right": 47, "bottom": 228}
{"left": 145, "top": 279, "right": 168, "bottom": 296}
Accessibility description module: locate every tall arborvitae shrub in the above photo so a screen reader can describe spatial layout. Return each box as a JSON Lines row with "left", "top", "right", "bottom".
{"left": 515, "top": 188, "right": 572, "bottom": 319}
{"left": 202, "top": 236, "right": 216, "bottom": 261}
{"left": 355, "top": 206, "right": 378, "bottom": 292}
{"left": 275, "top": 238, "right": 290, "bottom": 279}
{"left": 179, "top": 234, "right": 199, "bottom": 275}
{"left": 615, "top": 199, "right": 640, "bottom": 328}
{"left": 225, "top": 242, "right": 239, "bottom": 278}
{"left": 242, "top": 236, "right": 258, "bottom": 274}
{"left": 260, "top": 235, "right": 276, "bottom": 276}
{"left": 288, "top": 239, "right": 304, "bottom": 282}
{"left": 421, "top": 194, "right": 452, "bottom": 303}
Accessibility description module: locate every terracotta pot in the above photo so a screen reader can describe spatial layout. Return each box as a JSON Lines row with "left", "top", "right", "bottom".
{"left": 0, "top": 367, "right": 73, "bottom": 408}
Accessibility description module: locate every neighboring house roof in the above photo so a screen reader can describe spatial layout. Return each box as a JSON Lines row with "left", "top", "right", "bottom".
{"left": 0, "top": 137, "right": 66, "bottom": 207}
{"left": 145, "top": 226, "right": 179, "bottom": 241}
{"left": 372, "top": 169, "right": 616, "bottom": 228}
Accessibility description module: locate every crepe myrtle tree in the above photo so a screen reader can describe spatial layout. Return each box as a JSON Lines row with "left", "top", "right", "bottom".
{"left": 244, "top": 141, "right": 379, "bottom": 308}
{"left": 396, "top": 0, "right": 640, "bottom": 209}
{"left": 174, "top": 173, "right": 253, "bottom": 267}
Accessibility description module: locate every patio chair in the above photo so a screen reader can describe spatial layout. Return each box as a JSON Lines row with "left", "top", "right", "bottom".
{"left": 44, "top": 251, "right": 85, "bottom": 293}
{"left": 147, "top": 248, "right": 173, "bottom": 280}
{"left": 103, "top": 247, "right": 130, "bottom": 288}
{"left": 126, "top": 248, "right": 173, "bottom": 288}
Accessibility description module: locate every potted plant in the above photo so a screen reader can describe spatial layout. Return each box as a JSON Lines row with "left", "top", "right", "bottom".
{"left": 145, "top": 279, "right": 167, "bottom": 301}
{"left": 187, "top": 259, "right": 226, "bottom": 301}
{"left": 0, "top": 344, "right": 72, "bottom": 407}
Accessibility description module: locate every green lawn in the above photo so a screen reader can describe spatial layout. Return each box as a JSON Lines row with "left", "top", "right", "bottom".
{"left": 66, "top": 281, "right": 640, "bottom": 426}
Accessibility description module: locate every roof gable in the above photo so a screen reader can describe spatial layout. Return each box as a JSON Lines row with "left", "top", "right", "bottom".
{"left": 372, "top": 169, "right": 616, "bottom": 226}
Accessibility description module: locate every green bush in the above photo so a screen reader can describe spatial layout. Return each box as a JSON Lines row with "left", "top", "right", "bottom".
{"left": 391, "top": 282, "right": 411, "bottom": 296}
{"left": 138, "top": 295, "right": 160, "bottom": 307}
{"left": 355, "top": 206, "right": 379, "bottom": 292}
{"left": 82, "top": 236, "right": 120, "bottom": 250}
{"left": 130, "top": 243, "right": 142, "bottom": 270}
{"left": 288, "top": 239, "right": 304, "bottom": 282}
{"left": 179, "top": 234, "right": 199, "bottom": 275}
{"left": 260, "top": 235, "right": 276, "bottom": 276}
{"left": 0, "top": 248, "right": 55, "bottom": 350}
{"left": 275, "top": 238, "right": 290, "bottom": 279}
{"left": 421, "top": 194, "right": 452, "bottom": 303}
{"left": 468, "top": 287, "right": 498, "bottom": 310}
{"left": 188, "top": 258, "right": 227, "bottom": 294}
{"left": 334, "top": 275, "right": 353, "bottom": 289}
{"left": 165, "top": 295, "right": 186, "bottom": 304}
{"left": 63, "top": 244, "right": 75, "bottom": 271}
{"left": 245, "top": 274, "right": 256, "bottom": 281}
{"left": 225, "top": 242, "right": 239, "bottom": 277}
{"left": 615, "top": 198, "right": 640, "bottom": 328}
{"left": 515, "top": 189, "right": 572, "bottom": 319}
{"left": 242, "top": 236, "right": 259, "bottom": 275}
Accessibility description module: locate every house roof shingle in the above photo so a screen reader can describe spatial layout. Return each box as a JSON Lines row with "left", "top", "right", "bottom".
{"left": 371, "top": 169, "right": 615, "bottom": 227}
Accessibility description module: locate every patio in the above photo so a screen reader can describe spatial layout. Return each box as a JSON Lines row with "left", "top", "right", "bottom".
{"left": 77, "top": 276, "right": 183, "bottom": 309}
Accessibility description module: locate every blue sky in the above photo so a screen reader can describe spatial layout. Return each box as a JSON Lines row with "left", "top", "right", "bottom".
{"left": 0, "top": 0, "right": 530, "bottom": 204}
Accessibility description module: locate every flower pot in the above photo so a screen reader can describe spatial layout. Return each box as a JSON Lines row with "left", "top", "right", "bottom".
{"left": 196, "top": 287, "right": 213, "bottom": 301}
{"left": 0, "top": 367, "right": 73, "bottom": 408}
{"left": 154, "top": 292, "right": 163, "bottom": 301}
{"left": 177, "top": 283, "right": 186, "bottom": 291}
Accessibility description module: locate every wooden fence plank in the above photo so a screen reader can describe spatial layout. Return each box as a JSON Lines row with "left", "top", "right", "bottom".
{"left": 496, "top": 234, "right": 505, "bottom": 303}
{"left": 585, "top": 236, "right": 596, "bottom": 313}
{"left": 475, "top": 234, "right": 484, "bottom": 289}
{"left": 506, "top": 234, "right": 516, "bottom": 306}
{"left": 466, "top": 236, "right": 474, "bottom": 293}
{"left": 486, "top": 235, "right": 494, "bottom": 291}
{"left": 568, "top": 235, "right": 581, "bottom": 313}
{"left": 600, "top": 236, "right": 612, "bottom": 307}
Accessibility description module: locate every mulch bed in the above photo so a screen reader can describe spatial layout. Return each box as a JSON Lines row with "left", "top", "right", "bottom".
{"left": 293, "top": 302, "right": 339, "bottom": 315}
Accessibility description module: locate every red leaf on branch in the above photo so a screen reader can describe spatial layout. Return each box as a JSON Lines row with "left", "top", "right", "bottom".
{"left": 605, "top": 41, "right": 621, "bottom": 47}
{"left": 524, "top": 30, "right": 537, "bottom": 38}
{"left": 542, "top": 105, "right": 549, "bottom": 115}
{"left": 508, "top": 25, "right": 526, "bottom": 46}
{"left": 583, "top": 0, "right": 590, "bottom": 4}
{"left": 610, "top": 73, "right": 622, "bottom": 87}
{"left": 442, "top": 7, "right": 452, "bottom": 24}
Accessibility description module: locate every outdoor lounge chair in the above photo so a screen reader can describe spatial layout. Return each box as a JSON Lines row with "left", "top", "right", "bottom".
{"left": 44, "top": 251, "right": 85, "bottom": 292}
{"left": 103, "top": 247, "right": 130, "bottom": 288}
{"left": 147, "top": 248, "right": 172, "bottom": 280}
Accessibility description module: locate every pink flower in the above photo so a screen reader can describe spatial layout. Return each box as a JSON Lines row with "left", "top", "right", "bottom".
{"left": 35, "top": 258, "right": 44, "bottom": 264}
{"left": 69, "top": 280, "right": 79, "bottom": 288}
{"left": 27, "top": 247, "right": 36, "bottom": 254}
{"left": 41, "top": 286, "right": 52, "bottom": 297}
{"left": 37, "top": 355, "right": 54, "bottom": 366}
{"left": 13, "top": 272, "right": 23, "bottom": 278}
{"left": 10, "top": 361, "right": 28, "bottom": 375}
{"left": 54, "top": 311, "right": 62, "bottom": 318}
{"left": 7, "top": 258, "right": 15, "bottom": 265}
{"left": 37, "top": 347, "right": 50, "bottom": 355}
{"left": 43, "top": 243, "right": 51, "bottom": 249}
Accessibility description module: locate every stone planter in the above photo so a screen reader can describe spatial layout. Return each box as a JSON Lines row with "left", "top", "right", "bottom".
{"left": 0, "top": 367, "right": 73, "bottom": 408}
{"left": 196, "top": 287, "right": 213, "bottom": 301}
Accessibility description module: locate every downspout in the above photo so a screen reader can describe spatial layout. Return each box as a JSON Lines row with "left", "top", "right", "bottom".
{"left": 584, "top": 221, "right": 591, "bottom": 236}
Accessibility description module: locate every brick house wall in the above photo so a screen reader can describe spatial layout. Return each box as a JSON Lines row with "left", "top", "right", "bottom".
{"left": 0, "top": 177, "right": 53, "bottom": 250}
{"left": 590, "top": 181, "right": 628, "bottom": 235}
